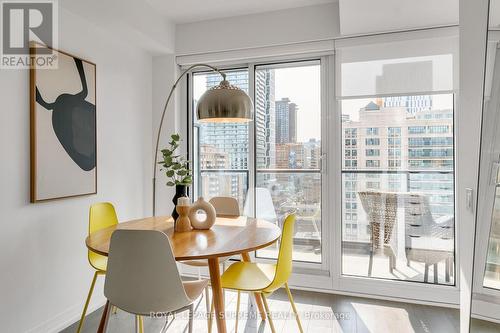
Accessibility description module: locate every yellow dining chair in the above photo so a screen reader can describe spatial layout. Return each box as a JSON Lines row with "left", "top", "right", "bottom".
{"left": 77, "top": 203, "right": 144, "bottom": 333}
{"left": 217, "top": 213, "right": 303, "bottom": 333}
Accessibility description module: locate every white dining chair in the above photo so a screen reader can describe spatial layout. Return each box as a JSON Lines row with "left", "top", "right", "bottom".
{"left": 243, "top": 187, "right": 278, "bottom": 224}
{"left": 181, "top": 196, "right": 240, "bottom": 333}
{"left": 209, "top": 196, "right": 241, "bottom": 217}
{"left": 102, "top": 229, "right": 209, "bottom": 333}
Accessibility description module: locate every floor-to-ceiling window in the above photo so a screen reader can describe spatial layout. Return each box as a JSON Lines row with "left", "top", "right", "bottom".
{"left": 191, "top": 61, "right": 323, "bottom": 265}
{"left": 186, "top": 28, "right": 459, "bottom": 301}
{"left": 253, "top": 61, "right": 322, "bottom": 263}
{"left": 336, "top": 35, "right": 457, "bottom": 286}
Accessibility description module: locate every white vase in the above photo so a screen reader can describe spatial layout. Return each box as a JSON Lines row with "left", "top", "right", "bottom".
{"left": 189, "top": 197, "right": 216, "bottom": 230}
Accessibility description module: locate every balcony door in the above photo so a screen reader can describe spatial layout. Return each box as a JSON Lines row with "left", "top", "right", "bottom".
{"left": 190, "top": 61, "right": 326, "bottom": 271}
{"left": 334, "top": 32, "right": 459, "bottom": 303}
{"left": 252, "top": 61, "right": 323, "bottom": 264}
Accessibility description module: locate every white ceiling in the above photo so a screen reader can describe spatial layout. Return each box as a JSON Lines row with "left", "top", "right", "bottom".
{"left": 60, "top": 0, "right": 175, "bottom": 54}
{"left": 145, "top": 0, "right": 336, "bottom": 23}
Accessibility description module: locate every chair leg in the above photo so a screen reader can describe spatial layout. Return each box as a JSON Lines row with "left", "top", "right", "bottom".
{"left": 445, "top": 257, "right": 453, "bottom": 282}
{"left": 187, "top": 304, "right": 194, "bottom": 333}
{"left": 208, "top": 297, "right": 214, "bottom": 333}
{"left": 433, "top": 263, "right": 438, "bottom": 284}
{"left": 77, "top": 271, "right": 100, "bottom": 333}
{"left": 221, "top": 263, "right": 226, "bottom": 300}
{"left": 135, "top": 315, "right": 144, "bottom": 333}
{"left": 450, "top": 257, "right": 454, "bottom": 277}
{"left": 160, "top": 315, "right": 170, "bottom": 333}
{"left": 101, "top": 301, "right": 112, "bottom": 333}
{"left": 388, "top": 252, "right": 395, "bottom": 274}
{"left": 205, "top": 286, "right": 211, "bottom": 329}
{"left": 261, "top": 294, "right": 276, "bottom": 333}
{"left": 235, "top": 291, "right": 241, "bottom": 333}
{"left": 368, "top": 250, "right": 374, "bottom": 276}
{"left": 424, "top": 263, "right": 429, "bottom": 283}
{"left": 285, "top": 283, "right": 304, "bottom": 333}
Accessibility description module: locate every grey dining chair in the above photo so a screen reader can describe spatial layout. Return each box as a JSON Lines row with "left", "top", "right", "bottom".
{"left": 403, "top": 193, "right": 454, "bottom": 283}
{"left": 358, "top": 191, "right": 398, "bottom": 276}
{"left": 102, "top": 229, "right": 209, "bottom": 333}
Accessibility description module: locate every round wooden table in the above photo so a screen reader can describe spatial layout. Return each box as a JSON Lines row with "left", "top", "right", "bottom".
{"left": 86, "top": 215, "right": 281, "bottom": 333}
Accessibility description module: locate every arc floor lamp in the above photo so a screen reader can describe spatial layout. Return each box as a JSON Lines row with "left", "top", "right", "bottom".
{"left": 152, "top": 64, "right": 253, "bottom": 215}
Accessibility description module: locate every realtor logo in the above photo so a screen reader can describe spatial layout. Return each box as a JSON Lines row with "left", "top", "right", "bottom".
{"left": 1, "top": 0, "right": 58, "bottom": 69}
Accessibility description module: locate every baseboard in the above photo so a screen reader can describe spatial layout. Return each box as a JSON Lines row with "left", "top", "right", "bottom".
{"left": 27, "top": 297, "right": 106, "bottom": 333}
{"left": 471, "top": 313, "right": 500, "bottom": 324}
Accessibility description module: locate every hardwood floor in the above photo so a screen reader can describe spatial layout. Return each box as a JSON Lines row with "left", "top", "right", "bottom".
{"left": 61, "top": 288, "right": 466, "bottom": 333}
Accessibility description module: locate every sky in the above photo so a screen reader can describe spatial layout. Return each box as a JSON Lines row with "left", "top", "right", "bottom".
{"left": 273, "top": 64, "right": 321, "bottom": 142}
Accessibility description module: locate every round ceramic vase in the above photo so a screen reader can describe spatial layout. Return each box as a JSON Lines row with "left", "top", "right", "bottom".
{"left": 189, "top": 197, "right": 216, "bottom": 230}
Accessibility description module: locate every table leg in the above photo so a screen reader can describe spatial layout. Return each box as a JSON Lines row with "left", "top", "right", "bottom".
{"left": 208, "top": 258, "right": 226, "bottom": 333}
{"left": 97, "top": 300, "right": 110, "bottom": 333}
{"left": 241, "top": 252, "right": 267, "bottom": 321}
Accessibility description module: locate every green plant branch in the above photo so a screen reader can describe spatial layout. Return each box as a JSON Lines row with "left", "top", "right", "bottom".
{"left": 158, "top": 134, "right": 193, "bottom": 187}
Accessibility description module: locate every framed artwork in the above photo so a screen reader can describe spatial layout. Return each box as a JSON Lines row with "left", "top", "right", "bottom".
{"left": 30, "top": 45, "right": 96, "bottom": 202}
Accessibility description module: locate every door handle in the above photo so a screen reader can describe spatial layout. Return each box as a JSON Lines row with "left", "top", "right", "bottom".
{"left": 320, "top": 153, "right": 327, "bottom": 174}
{"left": 465, "top": 188, "right": 474, "bottom": 212}
{"left": 490, "top": 162, "right": 500, "bottom": 185}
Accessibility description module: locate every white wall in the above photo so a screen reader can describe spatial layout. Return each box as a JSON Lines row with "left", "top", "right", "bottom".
{"left": 338, "top": 0, "right": 458, "bottom": 36}
{"left": 152, "top": 55, "right": 180, "bottom": 216}
{"left": 175, "top": 3, "right": 340, "bottom": 56}
{"left": 0, "top": 7, "right": 155, "bottom": 332}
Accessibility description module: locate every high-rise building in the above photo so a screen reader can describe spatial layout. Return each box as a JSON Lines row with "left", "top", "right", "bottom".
{"left": 384, "top": 95, "right": 433, "bottom": 115}
{"left": 275, "top": 98, "right": 298, "bottom": 144}
{"left": 275, "top": 143, "right": 304, "bottom": 168}
{"left": 201, "top": 72, "right": 250, "bottom": 170}
{"left": 304, "top": 139, "right": 321, "bottom": 169}
{"left": 341, "top": 99, "right": 454, "bottom": 241}
{"left": 255, "top": 69, "right": 276, "bottom": 168}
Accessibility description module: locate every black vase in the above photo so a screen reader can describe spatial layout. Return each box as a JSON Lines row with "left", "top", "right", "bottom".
{"left": 172, "top": 184, "right": 187, "bottom": 221}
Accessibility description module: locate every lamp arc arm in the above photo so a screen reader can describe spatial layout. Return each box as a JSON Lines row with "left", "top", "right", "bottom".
{"left": 153, "top": 64, "right": 225, "bottom": 216}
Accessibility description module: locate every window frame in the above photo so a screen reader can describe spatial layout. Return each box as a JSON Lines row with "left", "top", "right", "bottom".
{"left": 183, "top": 49, "right": 461, "bottom": 305}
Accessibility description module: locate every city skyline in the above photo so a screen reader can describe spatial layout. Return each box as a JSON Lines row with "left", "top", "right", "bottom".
{"left": 341, "top": 94, "right": 454, "bottom": 244}
{"left": 193, "top": 68, "right": 455, "bottom": 267}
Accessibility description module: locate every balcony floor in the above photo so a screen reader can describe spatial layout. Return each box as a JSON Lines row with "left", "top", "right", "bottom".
{"left": 259, "top": 243, "right": 455, "bottom": 285}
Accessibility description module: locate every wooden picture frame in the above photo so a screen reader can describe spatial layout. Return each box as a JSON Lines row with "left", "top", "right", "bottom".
{"left": 30, "top": 44, "right": 97, "bottom": 202}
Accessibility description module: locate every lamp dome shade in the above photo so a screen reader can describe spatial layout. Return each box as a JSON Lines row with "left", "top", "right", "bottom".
{"left": 196, "top": 80, "right": 253, "bottom": 123}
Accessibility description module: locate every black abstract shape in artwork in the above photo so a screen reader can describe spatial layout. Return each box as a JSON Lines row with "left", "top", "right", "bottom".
{"left": 36, "top": 58, "right": 96, "bottom": 171}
